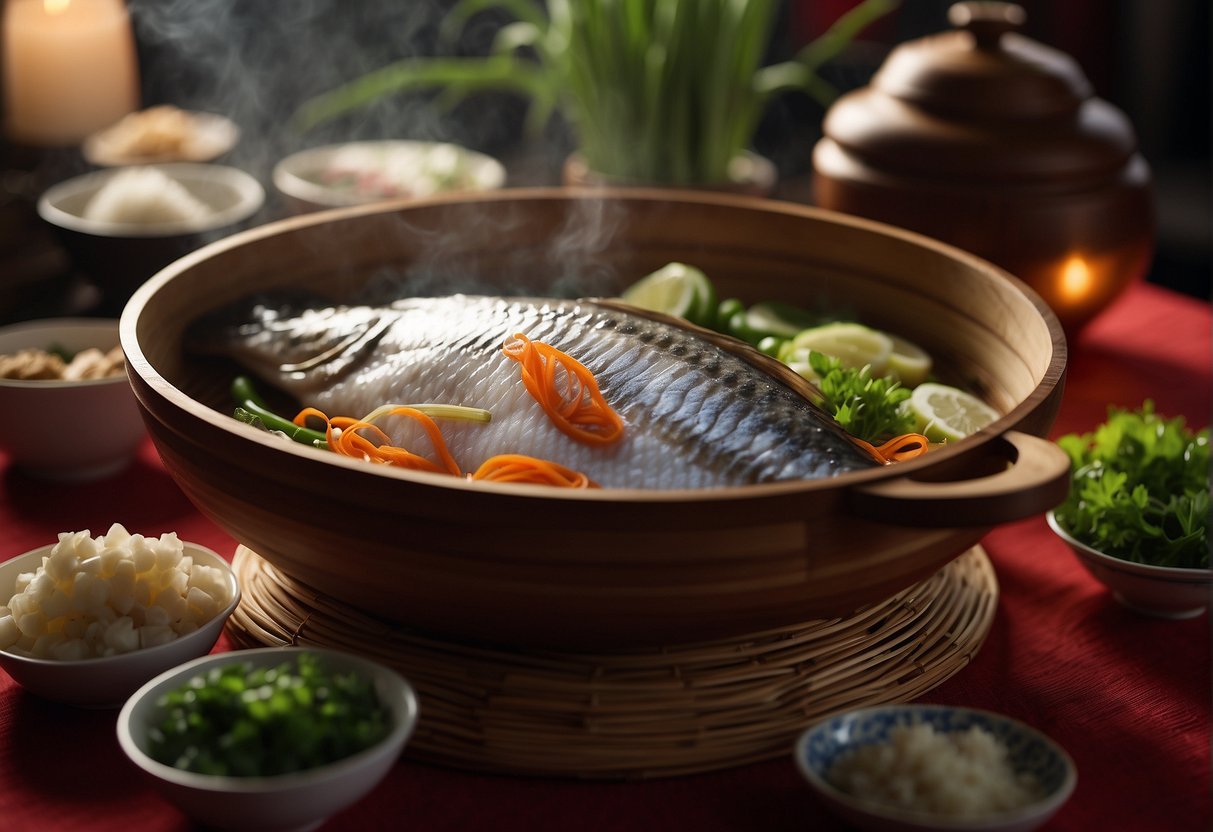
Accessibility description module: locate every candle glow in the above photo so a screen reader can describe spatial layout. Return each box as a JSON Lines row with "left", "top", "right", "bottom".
{"left": 2, "top": 0, "right": 140, "bottom": 146}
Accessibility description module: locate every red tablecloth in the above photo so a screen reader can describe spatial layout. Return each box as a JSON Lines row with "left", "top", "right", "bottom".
{"left": 1, "top": 281, "right": 1208, "bottom": 832}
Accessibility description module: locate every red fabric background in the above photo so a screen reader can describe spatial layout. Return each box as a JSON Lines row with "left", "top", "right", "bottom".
{"left": 0, "top": 281, "right": 1208, "bottom": 831}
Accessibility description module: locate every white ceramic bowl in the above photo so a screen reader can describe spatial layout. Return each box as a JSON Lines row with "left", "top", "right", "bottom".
{"left": 1047, "top": 511, "right": 1211, "bottom": 618}
{"left": 117, "top": 646, "right": 419, "bottom": 832}
{"left": 795, "top": 704, "right": 1076, "bottom": 832}
{"left": 38, "top": 162, "right": 265, "bottom": 311}
{"left": 0, "top": 318, "right": 144, "bottom": 481}
{"left": 273, "top": 139, "right": 506, "bottom": 212}
{"left": 0, "top": 541, "right": 239, "bottom": 708}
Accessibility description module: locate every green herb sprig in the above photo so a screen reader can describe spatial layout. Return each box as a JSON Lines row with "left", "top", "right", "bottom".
{"left": 809, "top": 350, "right": 914, "bottom": 444}
{"left": 1054, "top": 402, "right": 1209, "bottom": 569}
{"left": 233, "top": 376, "right": 328, "bottom": 447}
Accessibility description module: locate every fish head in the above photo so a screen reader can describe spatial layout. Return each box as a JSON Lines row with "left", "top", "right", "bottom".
{"left": 189, "top": 296, "right": 393, "bottom": 393}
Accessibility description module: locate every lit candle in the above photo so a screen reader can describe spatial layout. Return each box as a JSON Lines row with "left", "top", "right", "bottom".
{"left": 2, "top": 0, "right": 139, "bottom": 146}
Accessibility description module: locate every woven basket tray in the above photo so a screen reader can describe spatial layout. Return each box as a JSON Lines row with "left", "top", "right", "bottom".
{"left": 227, "top": 545, "right": 998, "bottom": 779}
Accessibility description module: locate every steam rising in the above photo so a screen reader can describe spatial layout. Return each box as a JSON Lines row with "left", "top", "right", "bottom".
{"left": 124, "top": 0, "right": 620, "bottom": 297}
{"left": 127, "top": 1, "right": 530, "bottom": 174}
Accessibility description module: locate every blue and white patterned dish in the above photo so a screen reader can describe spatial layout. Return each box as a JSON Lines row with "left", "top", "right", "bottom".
{"left": 794, "top": 705, "right": 1076, "bottom": 832}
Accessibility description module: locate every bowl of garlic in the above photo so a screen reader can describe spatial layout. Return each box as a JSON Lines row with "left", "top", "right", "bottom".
{"left": 0, "top": 524, "right": 239, "bottom": 708}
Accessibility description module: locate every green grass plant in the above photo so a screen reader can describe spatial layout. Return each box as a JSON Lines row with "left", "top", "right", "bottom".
{"left": 294, "top": 0, "right": 895, "bottom": 185}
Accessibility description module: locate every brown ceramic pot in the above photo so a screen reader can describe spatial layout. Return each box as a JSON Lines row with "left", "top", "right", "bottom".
{"left": 812, "top": 1, "right": 1154, "bottom": 334}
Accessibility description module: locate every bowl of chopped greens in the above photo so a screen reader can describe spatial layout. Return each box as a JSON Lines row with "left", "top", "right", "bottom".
{"left": 1048, "top": 402, "right": 1210, "bottom": 618}
{"left": 117, "top": 646, "right": 419, "bottom": 832}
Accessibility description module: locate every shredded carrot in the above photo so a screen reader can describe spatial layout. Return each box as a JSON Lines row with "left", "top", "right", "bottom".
{"left": 294, "top": 406, "right": 462, "bottom": 475}
{"left": 470, "top": 454, "right": 599, "bottom": 488}
{"left": 854, "top": 433, "right": 932, "bottom": 465}
{"left": 501, "top": 333, "right": 624, "bottom": 446}
{"left": 294, "top": 406, "right": 595, "bottom": 488}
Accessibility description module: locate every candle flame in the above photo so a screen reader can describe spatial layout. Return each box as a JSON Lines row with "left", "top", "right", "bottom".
{"left": 1059, "top": 255, "right": 1094, "bottom": 303}
{"left": 44, "top": 0, "right": 71, "bottom": 14}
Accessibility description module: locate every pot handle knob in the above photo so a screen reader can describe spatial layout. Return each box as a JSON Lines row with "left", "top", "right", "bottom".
{"left": 948, "top": 2, "right": 1026, "bottom": 50}
{"left": 848, "top": 430, "right": 1071, "bottom": 527}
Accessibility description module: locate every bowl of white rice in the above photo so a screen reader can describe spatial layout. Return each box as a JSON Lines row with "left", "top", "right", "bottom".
{"left": 38, "top": 163, "right": 264, "bottom": 313}
{"left": 795, "top": 705, "right": 1076, "bottom": 832}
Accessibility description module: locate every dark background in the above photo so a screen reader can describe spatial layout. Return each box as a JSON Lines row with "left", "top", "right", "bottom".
{"left": 127, "top": 0, "right": 1213, "bottom": 301}
{"left": 4, "top": 0, "right": 1209, "bottom": 306}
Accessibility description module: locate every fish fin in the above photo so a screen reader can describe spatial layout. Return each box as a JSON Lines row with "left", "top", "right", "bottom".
{"left": 589, "top": 298, "right": 829, "bottom": 408}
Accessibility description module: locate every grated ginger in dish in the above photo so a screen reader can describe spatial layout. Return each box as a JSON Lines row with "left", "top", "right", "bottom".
{"left": 827, "top": 722, "right": 1043, "bottom": 818}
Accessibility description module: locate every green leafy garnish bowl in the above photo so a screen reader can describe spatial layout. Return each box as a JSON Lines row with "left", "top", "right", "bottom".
{"left": 1048, "top": 403, "right": 1209, "bottom": 619}
{"left": 117, "top": 646, "right": 419, "bottom": 832}
{"left": 1047, "top": 511, "right": 1211, "bottom": 619}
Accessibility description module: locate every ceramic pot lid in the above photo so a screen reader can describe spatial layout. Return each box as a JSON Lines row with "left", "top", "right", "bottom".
{"left": 821, "top": 1, "right": 1139, "bottom": 184}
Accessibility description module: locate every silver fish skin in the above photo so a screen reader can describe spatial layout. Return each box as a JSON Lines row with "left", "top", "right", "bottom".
{"left": 205, "top": 294, "right": 878, "bottom": 489}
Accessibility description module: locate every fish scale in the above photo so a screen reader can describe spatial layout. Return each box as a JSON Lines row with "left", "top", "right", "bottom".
{"left": 196, "top": 294, "right": 878, "bottom": 489}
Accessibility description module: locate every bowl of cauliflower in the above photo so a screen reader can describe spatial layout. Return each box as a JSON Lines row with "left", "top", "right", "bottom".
{"left": 0, "top": 524, "right": 239, "bottom": 708}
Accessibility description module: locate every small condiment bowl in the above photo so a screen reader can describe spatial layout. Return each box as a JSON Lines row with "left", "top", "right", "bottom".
{"left": 0, "top": 541, "right": 239, "bottom": 708}
{"left": 1047, "top": 511, "right": 1211, "bottom": 619}
{"left": 795, "top": 704, "right": 1076, "bottom": 832}
{"left": 37, "top": 162, "right": 264, "bottom": 312}
{"left": 0, "top": 317, "right": 144, "bottom": 481}
{"left": 273, "top": 139, "right": 506, "bottom": 213}
{"left": 117, "top": 646, "right": 419, "bottom": 832}
{"left": 83, "top": 108, "right": 240, "bottom": 167}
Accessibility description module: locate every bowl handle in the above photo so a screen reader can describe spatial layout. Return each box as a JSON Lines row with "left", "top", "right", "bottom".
{"left": 849, "top": 431, "right": 1072, "bottom": 527}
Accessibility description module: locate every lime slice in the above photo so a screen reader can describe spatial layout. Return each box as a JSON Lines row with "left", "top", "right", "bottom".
{"left": 622, "top": 262, "right": 717, "bottom": 328}
{"left": 789, "top": 322, "right": 893, "bottom": 375}
{"left": 908, "top": 382, "right": 1000, "bottom": 442}
{"left": 887, "top": 333, "right": 932, "bottom": 387}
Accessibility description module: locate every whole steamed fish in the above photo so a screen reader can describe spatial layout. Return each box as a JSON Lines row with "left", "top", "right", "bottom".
{"left": 194, "top": 294, "right": 878, "bottom": 489}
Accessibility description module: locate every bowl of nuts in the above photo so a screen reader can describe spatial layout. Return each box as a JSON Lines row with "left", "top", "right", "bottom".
{"left": 0, "top": 317, "right": 144, "bottom": 481}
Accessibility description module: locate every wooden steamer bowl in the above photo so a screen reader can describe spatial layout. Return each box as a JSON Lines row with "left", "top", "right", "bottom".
{"left": 121, "top": 189, "right": 1068, "bottom": 651}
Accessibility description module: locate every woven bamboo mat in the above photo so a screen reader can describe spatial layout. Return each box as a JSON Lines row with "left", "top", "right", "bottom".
{"left": 227, "top": 545, "right": 997, "bottom": 780}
